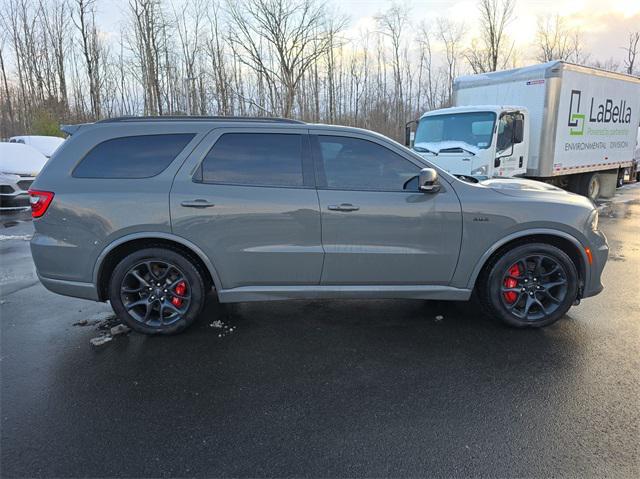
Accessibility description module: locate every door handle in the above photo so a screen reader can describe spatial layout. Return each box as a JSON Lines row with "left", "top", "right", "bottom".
{"left": 328, "top": 203, "right": 359, "bottom": 212}
{"left": 181, "top": 199, "right": 215, "bottom": 208}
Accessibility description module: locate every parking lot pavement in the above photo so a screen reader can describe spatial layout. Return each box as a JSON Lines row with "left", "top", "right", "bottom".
{"left": 1, "top": 186, "right": 639, "bottom": 478}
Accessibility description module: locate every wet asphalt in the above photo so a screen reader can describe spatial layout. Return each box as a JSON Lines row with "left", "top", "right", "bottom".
{"left": 1, "top": 185, "right": 639, "bottom": 478}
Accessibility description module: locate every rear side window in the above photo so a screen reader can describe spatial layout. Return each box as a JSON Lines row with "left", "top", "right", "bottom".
{"left": 199, "top": 133, "right": 304, "bottom": 187}
{"left": 73, "top": 134, "right": 195, "bottom": 178}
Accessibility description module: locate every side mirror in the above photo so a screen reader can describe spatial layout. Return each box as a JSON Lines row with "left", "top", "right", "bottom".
{"left": 513, "top": 117, "right": 524, "bottom": 144}
{"left": 494, "top": 158, "right": 501, "bottom": 167}
{"left": 419, "top": 168, "right": 441, "bottom": 193}
{"left": 405, "top": 120, "right": 417, "bottom": 147}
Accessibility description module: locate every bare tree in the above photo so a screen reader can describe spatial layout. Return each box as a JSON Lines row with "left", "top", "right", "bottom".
{"left": 174, "top": 0, "right": 205, "bottom": 114}
{"left": 41, "top": 0, "right": 71, "bottom": 112}
{"left": 590, "top": 57, "right": 620, "bottom": 72}
{"left": 0, "top": 35, "right": 15, "bottom": 137}
{"left": 226, "top": 0, "right": 343, "bottom": 117}
{"left": 204, "top": 2, "right": 231, "bottom": 115}
{"left": 375, "top": 4, "right": 409, "bottom": 119}
{"left": 416, "top": 21, "right": 441, "bottom": 111}
{"left": 535, "top": 14, "right": 576, "bottom": 62}
{"left": 127, "top": 0, "right": 168, "bottom": 115}
{"left": 465, "top": 0, "right": 515, "bottom": 73}
{"left": 1, "top": 0, "right": 634, "bottom": 140}
{"left": 323, "top": 16, "right": 348, "bottom": 123}
{"left": 437, "top": 17, "right": 464, "bottom": 106}
{"left": 623, "top": 32, "right": 639, "bottom": 76}
{"left": 73, "top": 0, "right": 102, "bottom": 118}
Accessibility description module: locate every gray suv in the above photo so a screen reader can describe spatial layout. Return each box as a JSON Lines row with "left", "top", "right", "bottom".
{"left": 29, "top": 117, "right": 608, "bottom": 334}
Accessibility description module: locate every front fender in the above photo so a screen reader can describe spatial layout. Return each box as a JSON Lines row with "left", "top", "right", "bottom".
{"left": 463, "top": 228, "right": 591, "bottom": 290}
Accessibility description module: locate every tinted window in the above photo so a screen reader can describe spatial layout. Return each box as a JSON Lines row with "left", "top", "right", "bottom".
{"left": 73, "top": 134, "right": 195, "bottom": 178}
{"left": 317, "top": 136, "right": 419, "bottom": 191}
{"left": 200, "top": 133, "right": 303, "bottom": 187}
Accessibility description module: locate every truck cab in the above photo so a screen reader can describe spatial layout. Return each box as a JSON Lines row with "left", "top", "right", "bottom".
{"left": 409, "top": 105, "right": 528, "bottom": 179}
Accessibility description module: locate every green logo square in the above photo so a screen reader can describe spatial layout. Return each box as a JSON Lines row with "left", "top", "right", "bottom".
{"left": 570, "top": 113, "right": 585, "bottom": 136}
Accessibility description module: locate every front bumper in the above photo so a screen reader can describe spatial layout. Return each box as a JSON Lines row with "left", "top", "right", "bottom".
{"left": 582, "top": 229, "right": 608, "bottom": 298}
{"left": 0, "top": 175, "right": 34, "bottom": 211}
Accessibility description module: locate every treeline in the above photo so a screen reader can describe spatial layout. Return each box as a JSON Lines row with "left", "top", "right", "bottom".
{"left": 0, "top": 0, "right": 638, "bottom": 141}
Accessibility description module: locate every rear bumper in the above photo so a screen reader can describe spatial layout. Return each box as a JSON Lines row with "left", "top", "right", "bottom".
{"left": 37, "top": 272, "right": 100, "bottom": 302}
{"left": 31, "top": 230, "right": 101, "bottom": 301}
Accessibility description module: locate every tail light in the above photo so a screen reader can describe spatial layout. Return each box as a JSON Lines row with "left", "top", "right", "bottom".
{"left": 28, "top": 190, "right": 54, "bottom": 218}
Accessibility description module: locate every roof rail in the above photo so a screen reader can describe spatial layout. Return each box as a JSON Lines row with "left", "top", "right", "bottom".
{"left": 96, "top": 116, "right": 306, "bottom": 124}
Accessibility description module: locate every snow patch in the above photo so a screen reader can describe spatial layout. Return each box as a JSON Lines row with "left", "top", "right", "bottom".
{"left": 0, "top": 234, "right": 32, "bottom": 241}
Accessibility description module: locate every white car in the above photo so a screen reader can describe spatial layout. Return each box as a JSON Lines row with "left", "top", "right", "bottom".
{"left": 0, "top": 143, "right": 49, "bottom": 211}
{"left": 9, "top": 135, "right": 64, "bottom": 158}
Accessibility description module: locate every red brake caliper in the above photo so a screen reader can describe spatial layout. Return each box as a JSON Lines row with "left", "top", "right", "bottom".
{"left": 172, "top": 281, "right": 187, "bottom": 307}
{"left": 503, "top": 264, "right": 520, "bottom": 304}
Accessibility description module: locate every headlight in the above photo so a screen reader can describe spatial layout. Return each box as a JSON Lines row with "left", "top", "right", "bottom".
{"left": 471, "top": 165, "right": 488, "bottom": 176}
{"left": 588, "top": 209, "right": 599, "bottom": 231}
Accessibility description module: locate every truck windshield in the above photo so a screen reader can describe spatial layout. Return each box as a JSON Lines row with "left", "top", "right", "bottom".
{"left": 415, "top": 112, "right": 496, "bottom": 150}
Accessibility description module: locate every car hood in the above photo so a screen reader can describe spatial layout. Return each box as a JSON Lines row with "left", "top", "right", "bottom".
{"left": 480, "top": 177, "right": 566, "bottom": 194}
{"left": 477, "top": 177, "right": 596, "bottom": 209}
{"left": 0, "top": 143, "right": 48, "bottom": 176}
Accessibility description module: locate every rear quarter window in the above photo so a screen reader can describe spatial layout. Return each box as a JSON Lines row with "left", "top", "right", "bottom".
{"left": 73, "top": 134, "right": 195, "bottom": 179}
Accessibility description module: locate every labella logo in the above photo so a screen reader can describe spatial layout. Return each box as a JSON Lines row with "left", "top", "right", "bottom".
{"left": 568, "top": 90, "right": 584, "bottom": 136}
{"left": 568, "top": 89, "right": 633, "bottom": 136}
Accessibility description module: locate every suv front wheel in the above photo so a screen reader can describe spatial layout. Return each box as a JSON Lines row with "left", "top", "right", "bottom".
{"left": 109, "top": 248, "right": 206, "bottom": 335}
{"left": 479, "top": 243, "right": 579, "bottom": 328}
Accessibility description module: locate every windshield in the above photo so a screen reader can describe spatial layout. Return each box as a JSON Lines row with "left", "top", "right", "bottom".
{"left": 414, "top": 112, "right": 496, "bottom": 150}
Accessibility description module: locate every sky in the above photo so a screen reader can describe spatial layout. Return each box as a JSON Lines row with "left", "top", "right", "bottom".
{"left": 96, "top": 0, "right": 640, "bottom": 67}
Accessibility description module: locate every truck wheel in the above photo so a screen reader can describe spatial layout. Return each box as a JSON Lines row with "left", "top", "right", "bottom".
{"left": 109, "top": 248, "right": 206, "bottom": 335}
{"left": 567, "top": 174, "right": 582, "bottom": 194}
{"left": 616, "top": 169, "right": 625, "bottom": 188}
{"left": 479, "top": 243, "right": 578, "bottom": 328}
{"left": 579, "top": 172, "right": 601, "bottom": 201}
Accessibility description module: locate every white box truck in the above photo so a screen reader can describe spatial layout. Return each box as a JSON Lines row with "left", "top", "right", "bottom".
{"left": 406, "top": 61, "right": 640, "bottom": 200}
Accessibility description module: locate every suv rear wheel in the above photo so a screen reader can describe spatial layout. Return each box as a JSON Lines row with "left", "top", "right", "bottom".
{"left": 109, "top": 248, "right": 206, "bottom": 335}
{"left": 479, "top": 243, "right": 578, "bottom": 328}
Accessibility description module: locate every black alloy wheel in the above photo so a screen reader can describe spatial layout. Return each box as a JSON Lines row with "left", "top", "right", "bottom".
{"left": 109, "top": 248, "right": 206, "bottom": 335}
{"left": 479, "top": 243, "right": 579, "bottom": 328}
{"left": 120, "top": 260, "right": 192, "bottom": 327}
{"left": 499, "top": 254, "right": 568, "bottom": 322}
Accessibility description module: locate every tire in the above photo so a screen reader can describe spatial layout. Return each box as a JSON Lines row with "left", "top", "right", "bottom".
{"left": 109, "top": 248, "right": 206, "bottom": 335}
{"left": 578, "top": 172, "right": 601, "bottom": 201}
{"left": 616, "top": 169, "right": 625, "bottom": 188}
{"left": 479, "top": 243, "right": 579, "bottom": 328}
